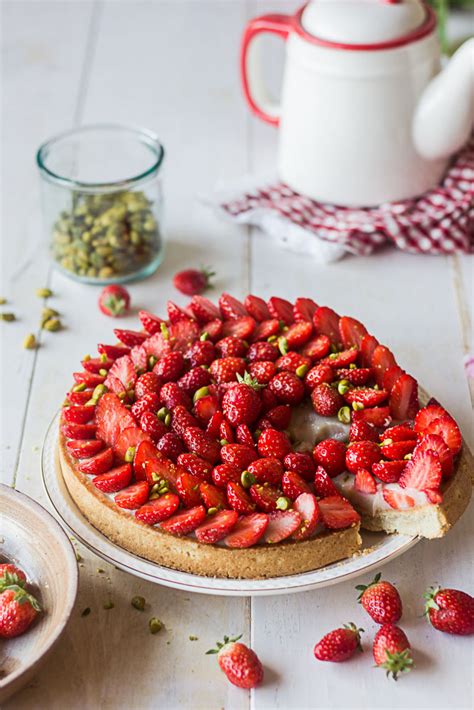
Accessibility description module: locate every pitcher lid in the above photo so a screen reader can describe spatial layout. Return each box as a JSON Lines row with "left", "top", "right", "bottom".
{"left": 299, "top": 0, "right": 435, "bottom": 49}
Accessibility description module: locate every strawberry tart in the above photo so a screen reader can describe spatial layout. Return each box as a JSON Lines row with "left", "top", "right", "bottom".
{"left": 57, "top": 294, "right": 472, "bottom": 579}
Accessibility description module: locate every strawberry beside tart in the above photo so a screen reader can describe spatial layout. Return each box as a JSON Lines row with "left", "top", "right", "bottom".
{"left": 57, "top": 294, "right": 472, "bottom": 579}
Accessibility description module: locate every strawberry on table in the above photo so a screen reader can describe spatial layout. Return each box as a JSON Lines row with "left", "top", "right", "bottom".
{"left": 207, "top": 635, "right": 264, "bottom": 689}
{"left": 0, "top": 585, "right": 41, "bottom": 638}
{"left": 313, "top": 623, "right": 363, "bottom": 662}
{"left": 372, "top": 624, "right": 413, "bottom": 680}
{"left": 224, "top": 513, "right": 269, "bottom": 548}
{"left": 424, "top": 586, "right": 474, "bottom": 636}
{"left": 356, "top": 572, "right": 402, "bottom": 624}
{"left": 0, "top": 564, "right": 27, "bottom": 587}
{"left": 173, "top": 267, "right": 215, "bottom": 296}
{"left": 135, "top": 493, "right": 180, "bottom": 524}
{"left": 195, "top": 509, "right": 238, "bottom": 544}
{"left": 98, "top": 284, "right": 130, "bottom": 317}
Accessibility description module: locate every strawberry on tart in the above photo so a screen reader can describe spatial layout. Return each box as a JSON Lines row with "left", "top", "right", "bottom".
{"left": 57, "top": 294, "right": 472, "bottom": 579}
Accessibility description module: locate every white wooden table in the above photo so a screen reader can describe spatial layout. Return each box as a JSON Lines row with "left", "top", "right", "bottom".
{"left": 2, "top": 2, "right": 473, "bottom": 708}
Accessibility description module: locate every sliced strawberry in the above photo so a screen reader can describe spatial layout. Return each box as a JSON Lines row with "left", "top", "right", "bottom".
{"left": 371, "top": 346, "right": 397, "bottom": 387}
{"left": 103, "top": 374, "right": 127, "bottom": 398}
{"left": 285, "top": 321, "right": 313, "bottom": 348}
{"left": 323, "top": 348, "right": 358, "bottom": 368}
{"left": 359, "top": 334, "right": 379, "bottom": 367}
{"left": 138, "top": 310, "right": 163, "bottom": 335}
{"left": 195, "top": 509, "right": 238, "bottom": 544}
{"left": 424, "top": 414, "right": 462, "bottom": 455}
{"left": 144, "top": 454, "right": 180, "bottom": 490}
{"left": 263, "top": 510, "right": 302, "bottom": 543}
{"left": 92, "top": 463, "right": 132, "bottom": 493}
{"left": 200, "top": 319, "right": 223, "bottom": 341}
{"left": 413, "top": 404, "right": 448, "bottom": 433}
{"left": 167, "top": 301, "right": 188, "bottom": 324}
{"left": 339, "top": 316, "right": 368, "bottom": 349}
{"left": 382, "top": 365, "right": 405, "bottom": 392}
{"left": 249, "top": 483, "right": 281, "bottom": 512}
{"left": 251, "top": 319, "right": 281, "bottom": 342}
{"left": 224, "top": 513, "right": 269, "bottom": 548}
{"left": 160, "top": 505, "right": 207, "bottom": 536}
{"left": 63, "top": 405, "right": 95, "bottom": 425}
{"left": 78, "top": 447, "right": 114, "bottom": 475}
{"left": 189, "top": 295, "right": 221, "bottom": 323}
{"left": 113, "top": 329, "right": 147, "bottom": 347}
{"left": 61, "top": 423, "right": 97, "bottom": 440}
{"left": 235, "top": 423, "right": 256, "bottom": 449}
{"left": 73, "top": 371, "right": 105, "bottom": 387}
{"left": 382, "top": 489, "right": 415, "bottom": 510}
{"left": 352, "top": 406, "right": 392, "bottom": 428}
{"left": 318, "top": 496, "right": 360, "bottom": 530}
{"left": 177, "top": 453, "right": 212, "bottom": 482}
{"left": 222, "top": 316, "right": 256, "bottom": 340}
{"left": 143, "top": 332, "right": 172, "bottom": 359}
{"left": 130, "top": 345, "right": 148, "bottom": 372}
{"left": 354, "top": 468, "right": 377, "bottom": 494}
{"left": 314, "top": 466, "right": 340, "bottom": 498}
{"left": 169, "top": 318, "right": 200, "bottom": 353}
{"left": 302, "top": 334, "right": 331, "bottom": 361}
{"left": 98, "top": 343, "right": 130, "bottom": 360}
{"left": 244, "top": 294, "right": 271, "bottom": 322}
{"left": 380, "top": 439, "right": 416, "bottom": 460}
{"left": 66, "top": 438, "right": 104, "bottom": 458}
{"left": 399, "top": 449, "right": 442, "bottom": 491}
{"left": 381, "top": 424, "right": 418, "bottom": 442}
{"left": 344, "top": 387, "right": 388, "bottom": 408}
{"left": 282, "top": 471, "right": 311, "bottom": 500}
{"left": 82, "top": 357, "right": 113, "bottom": 373}
{"left": 206, "top": 410, "right": 225, "bottom": 438}
{"left": 313, "top": 306, "right": 342, "bottom": 348}
{"left": 200, "top": 482, "right": 227, "bottom": 510}
{"left": 293, "top": 297, "right": 318, "bottom": 323}
{"left": 349, "top": 418, "right": 379, "bottom": 443}
{"left": 292, "top": 493, "right": 320, "bottom": 540}
{"left": 425, "top": 489, "right": 443, "bottom": 504}
{"left": 372, "top": 460, "right": 406, "bottom": 483}
{"left": 176, "top": 471, "right": 202, "bottom": 508}
{"left": 390, "top": 374, "right": 419, "bottom": 420}
{"left": 135, "top": 493, "right": 180, "bottom": 524}
{"left": 114, "top": 426, "right": 152, "bottom": 462}
{"left": 336, "top": 367, "right": 373, "bottom": 386}
{"left": 108, "top": 354, "right": 137, "bottom": 390}
{"left": 66, "top": 389, "right": 94, "bottom": 405}
{"left": 414, "top": 434, "right": 454, "bottom": 477}
{"left": 226, "top": 481, "right": 256, "bottom": 514}
{"left": 268, "top": 296, "right": 294, "bottom": 325}
{"left": 219, "top": 293, "right": 247, "bottom": 319}
{"left": 134, "top": 440, "right": 159, "bottom": 481}
{"left": 194, "top": 395, "right": 219, "bottom": 424}
{"left": 115, "top": 481, "right": 150, "bottom": 509}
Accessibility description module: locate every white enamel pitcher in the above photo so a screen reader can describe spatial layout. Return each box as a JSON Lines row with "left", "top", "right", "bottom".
{"left": 241, "top": 0, "right": 474, "bottom": 207}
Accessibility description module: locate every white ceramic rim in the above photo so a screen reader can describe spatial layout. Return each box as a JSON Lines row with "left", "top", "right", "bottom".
{"left": 0, "top": 484, "right": 79, "bottom": 691}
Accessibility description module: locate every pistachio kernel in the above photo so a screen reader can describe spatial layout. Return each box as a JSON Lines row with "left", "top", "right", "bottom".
{"left": 81, "top": 607, "right": 91, "bottom": 617}
{"left": 93, "top": 383, "right": 107, "bottom": 399}
{"left": 117, "top": 391, "right": 127, "bottom": 401}
{"left": 193, "top": 386, "right": 209, "bottom": 403}
{"left": 124, "top": 446, "right": 136, "bottom": 463}
{"left": 23, "top": 333, "right": 37, "bottom": 350}
{"left": 0, "top": 312, "right": 16, "bottom": 322}
{"left": 103, "top": 600, "right": 114, "bottom": 610}
{"left": 160, "top": 322, "right": 170, "bottom": 340}
{"left": 157, "top": 407, "right": 168, "bottom": 421}
{"left": 99, "top": 368, "right": 108, "bottom": 377}
{"left": 349, "top": 363, "right": 357, "bottom": 369}
{"left": 36, "top": 287, "right": 53, "bottom": 298}
{"left": 337, "top": 380, "right": 350, "bottom": 395}
{"left": 200, "top": 332, "right": 209, "bottom": 341}
{"left": 207, "top": 507, "right": 218, "bottom": 516}
{"left": 83, "top": 353, "right": 91, "bottom": 361}
{"left": 404, "top": 453, "right": 413, "bottom": 460}
{"left": 276, "top": 496, "right": 291, "bottom": 511}
{"left": 337, "top": 406, "right": 351, "bottom": 424}
{"left": 380, "top": 438, "right": 393, "bottom": 447}
{"left": 220, "top": 438, "right": 228, "bottom": 446}
{"left": 0, "top": 297, "right": 6, "bottom": 305}
{"left": 352, "top": 401, "right": 365, "bottom": 411}
{"left": 149, "top": 491, "right": 160, "bottom": 500}
{"left": 240, "top": 470, "right": 256, "bottom": 488}
{"left": 151, "top": 472, "right": 160, "bottom": 482}
{"left": 295, "top": 364, "right": 309, "bottom": 378}
{"left": 149, "top": 617, "right": 163, "bottom": 634}
{"left": 148, "top": 355, "right": 157, "bottom": 368}
{"left": 73, "top": 383, "right": 87, "bottom": 392}
{"left": 278, "top": 336, "right": 289, "bottom": 356}
{"left": 164, "top": 413, "right": 171, "bottom": 427}
{"left": 43, "top": 317, "right": 62, "bottom": 332}
{"left": 267, "top": 335, "right": 278, "bottom": 343}
{"left": 131, "top": 595, "right": 146, "bottom": 611}
{"left": 100, "top": 352, "right": 108, "bottom": 363}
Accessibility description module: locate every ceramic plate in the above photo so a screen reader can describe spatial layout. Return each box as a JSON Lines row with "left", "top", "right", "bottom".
{"left": 0, "top": 484, "right": 78, "bottom": 703}
{"left": 42, "top": 413, "right": 419, "bottom": 596}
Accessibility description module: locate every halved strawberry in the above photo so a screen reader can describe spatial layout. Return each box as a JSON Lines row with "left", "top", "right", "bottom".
{"left": 63, "top": 405, "right": 95, "bottom": 425}
{"left": 251, "top": 319, "right": 281, "bottom": 342}
{"left": 381, "top": 424, "right": 417, "bottom": 442}
{"left": 108, "top": 355, "right": 137, "bottom": 390}
{"left": 285, "top": 321, "right": 313, "bottom": 348}
{"left": 301, "top": 334, "right": 331, "bottom": 360}
{"left": 219, "top": 293, "right": 247, "bottom": 319}
{"left": 414, "top": 434, "right": 454, "bottom": 477}
{"left": 380, "top": 439, "right": 416, "bottom": 460}
{"left": 195, "top": 509, "right": 238, "bottom": 544}
{"left": 314, "top": 466, "right": 340, "bottom": 498}
{"left": 318, "top": 496, "right": 360, "bottom": 530}
{"left": 353, "top": 406, "right": 392, "bottom": 428}
{"left": 413, "top": 404, "right": 447, "bottom": 433}
{"left": 226, "top": 481, "right": 256, "bottom": 514}
{"left": 144, "top": 454, "right": 180, "bottom": 490}
{"left": 114, "top": 426, "right": 152, "bottom": 462}
{"left": 398, "top": 449, "right": 442, "bottom": 491}
{"left": 134, "top": 440, "right": 159, "bottom": 481}
{"left": 167, "top": 301, "right": 188, "bottom": 324}
{"left": 177, "top": 453, "right": 212, "bottom": 482}
{"left": 224, "top": 513, "right": 269, "bottom": 548}
{"left": 355, "top": 468, "right": 377, "bottom": 494}
{"left": 98, "top": 343, "right": 130, "bottom": 360}
{"left": 423, "top": 414, "right": 462, "bottom": 455}
{"left": 382, "top": 489, "right": 415, "bottom": 510}
{"left": 143, "top": 332, "right": 172, "bottom": 359}
{"left": 66, "top": 438, "right": 104, "bottom": 458}
{"left": 66, "top": 389, "right": 94, "bottom": 405}
{"left": 371, "top": 346, "right": 397, "bottom": 387}
{"left": 188, "top": 295, "right": 221, "bottom": 323}
{"left": 249, "top": 483, "right": 281, "bottom": 512}
{"left": 372, "top": 460, "right": 406, "bottom": 483}
{"left": 194, "top": 395, "right": 219, "bottom": 424}
{"left": 176, "top": 471, "right": 202, "bottom": 508}
{"left": 130, "top": 345, "right": 148, "bottom": 372}
{"left": 78, "top": 447, "right": 114, "bottom": 475}
{"left": 263, "top": 510, "right": 302, "bottom": 543}
{"left": 222, "top": 316, "right": 256, "bottom": 340}
{"left": 169, "top": 318, "right": 200, "bottom": 353}
{"left": 359, "top": 334, "right": 379, "bottom": 368}
{"left": 268, "top": 296, "right": 294, "bottom": 325}
{"left": 135, "top": 493, "right": 180, "bottom": 524}
{"left": 103, "top": 374, "right": 127, "bottom": 398}
{"left": 336, "top": 367, "right": 373, "bottom": 386}
{"left": 382, "top": 365, "right": 405, "bottom": 393}
{"left": 92, "top": 463, "right": 132, "bottom": 493}
{"left": 425, "top": 489, "right": 443, "bottom": 504}
{"left": 235, "top": 423, "right": 256, "bottom": 449}
{"left": 113, "top": 329, "right": 148, "bottom": 347}
{"left": 344, "top": 387, "right": 388, "bottom": 408}
{"left": 313, "top": 306, "right": 341, "bottom": 347}
{"left": 200, "top": 481, "right": 227, "bottom": 510}
{"left": 247, "top": 457, "right": 283, "bottom": 486}
{"left": 339, "top": 316, "right": 367, "bottom": 349}
{"left": 390, "top": 374, "right": 419, "bottom": 420}
{"left": 323, "top": 348, "right": 358, "bottom": 368}
{"left": 82, "top": 357, "right": 113, "bottom": 373}
{"left": 349, "top": 418, "right": 379, "bottom": 443}
{"left": 115, "top": 481, "right": 150, "bottom": 509}
{"left": 138, "top": 310, "right": 163, "bottom": 335}
{"left": 244, "top": 294, "right": 270, "bottom": 322}
{"left": 61, "top": 423, "right": 97, "bottom": 440}
{"left": 160, "top": 505, "right": 207, "bottom": 535}
{"left": 73, "top": 371, "right": 105, "bottom": 387}
{"left": 282, "top": 471, "right": 311, "bottom": 500}
{"left": 200, "top": 319, "right": 223, "bottom": 341}
{"left": 292, "top": 493, "right": 320, "bottom": 540}
{"left": 293, "top": 297, "right": 318, "bottom": 323}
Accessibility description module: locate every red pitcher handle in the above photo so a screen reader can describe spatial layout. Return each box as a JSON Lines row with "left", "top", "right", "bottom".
{"left": 240, "top": 14, "right": 292, "bottom": 126}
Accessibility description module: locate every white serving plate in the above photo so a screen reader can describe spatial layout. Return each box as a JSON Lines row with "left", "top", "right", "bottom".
{"left": 42, "top": 413, "right": 419, "bottom": 596}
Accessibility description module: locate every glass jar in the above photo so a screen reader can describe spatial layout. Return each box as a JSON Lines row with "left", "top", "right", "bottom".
{"left": 37, "top": 124, "right": 165, "bottom": 284}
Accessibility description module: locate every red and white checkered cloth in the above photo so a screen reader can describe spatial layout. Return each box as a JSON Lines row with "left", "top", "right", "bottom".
{"left": 212, "top": 139, "right": 473, "bottom": 260}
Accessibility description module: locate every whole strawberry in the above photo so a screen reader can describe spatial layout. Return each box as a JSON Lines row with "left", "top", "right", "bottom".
{"left": 222, "top": 374, "right": 262, "bottom": 426}
{"left": 373, "top": 624, "right": 413, "bottom": 680}
{"left": 314, "top": 623, "right": 363, "bottom": 662}
{"left": 206, "top": 634, "right": 264, "bottom": 689}
{"left": 0, "top": 564, "right": 27, "bottom": 588}
{"left": 0, "top": 585, "right": 41, "bottom": 638}
{"left": 173, "top": 267, "right": 215, "bottom": 296}
{"left": 424, "top": 586, "right": 474, "bottom": 635}
{"left": 98, "top": 284, "right": 130, "bottom": 317}
{"left": 311, "top": 383, "right": 344, "bottom": 417}
{"left": 356, "top": 573, "right": 402, "bottom": 624}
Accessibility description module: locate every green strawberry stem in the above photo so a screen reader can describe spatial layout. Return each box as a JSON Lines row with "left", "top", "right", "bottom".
{"left": 206, "top": 633, "right": 243, "bottom": 655}
{"left": 380, "top": 649, "right": 414, "bottom": 681}
{"left": 355, "top": 572, "right": 382, "bottom": 601}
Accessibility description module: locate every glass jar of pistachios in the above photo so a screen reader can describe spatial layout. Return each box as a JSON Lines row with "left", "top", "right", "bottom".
{"left": 37, "top": 124, "right": 165, "bottom": 283}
